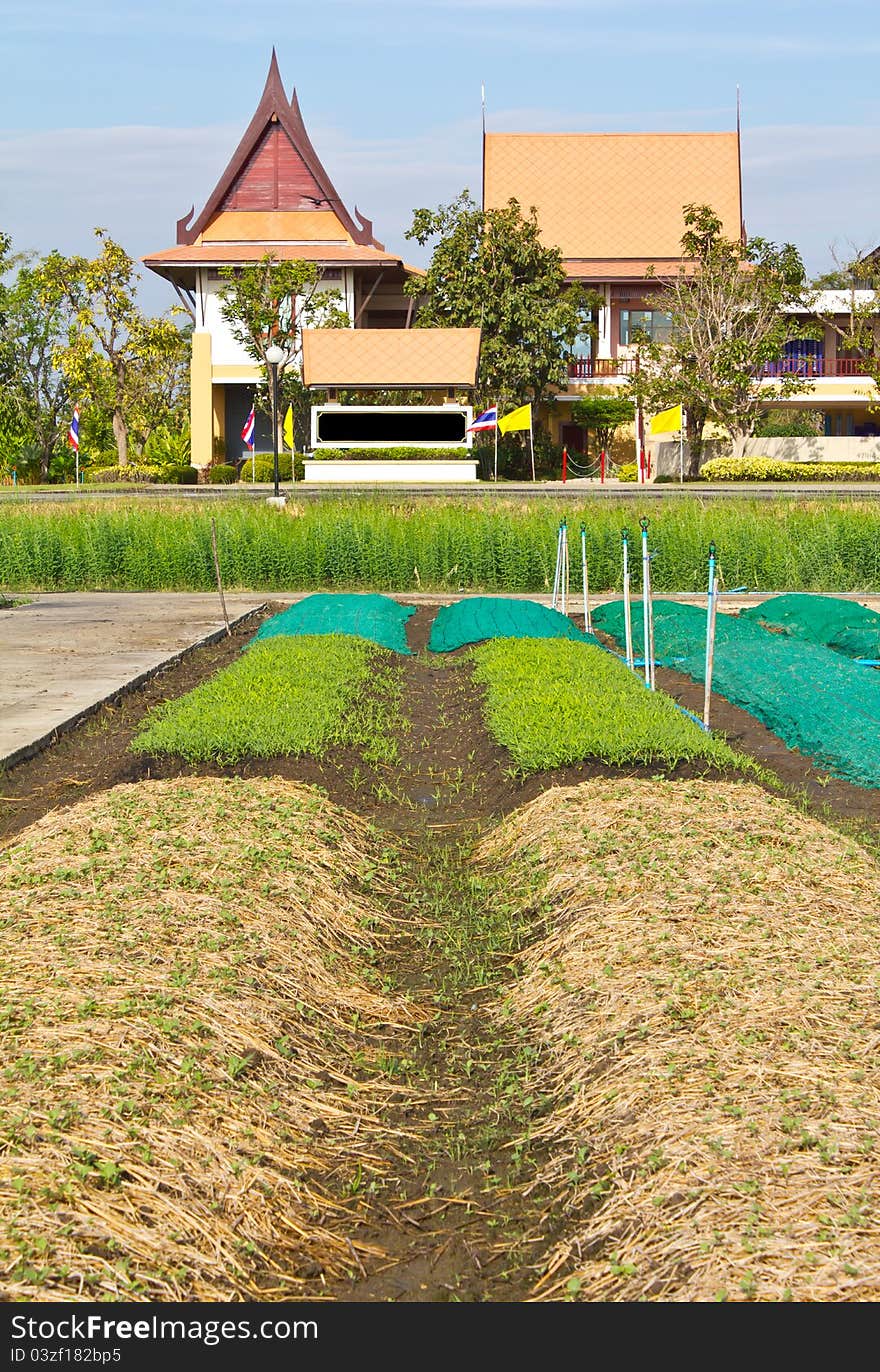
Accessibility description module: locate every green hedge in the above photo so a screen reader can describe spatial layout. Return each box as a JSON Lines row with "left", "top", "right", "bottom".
{"left": 700, "top": 457, "right": 880, "bottom": 482}
{"left": 208, "top": 464, "right": 237, "bottom": 484}
{"left": 239, "top": 455, "right": 296, "bottom": 482}
{"left": 83, "top": 465, "right": 159, "bottom": 484}
{"left": 309, "top": 447, "right": 469, "bottom": 462}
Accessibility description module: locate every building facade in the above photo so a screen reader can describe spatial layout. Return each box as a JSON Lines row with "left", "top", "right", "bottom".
{"left": 144, "top": 52, "right": 418, "bottom": 467}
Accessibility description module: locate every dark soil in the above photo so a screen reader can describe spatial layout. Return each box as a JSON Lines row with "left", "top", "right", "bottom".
{"left": 2, "top": 602, "right": 878, "bottom": 1302}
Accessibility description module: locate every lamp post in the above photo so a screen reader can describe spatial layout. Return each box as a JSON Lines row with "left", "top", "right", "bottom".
{"left": 265, "top": 343, "right": 285, "bottom": 499}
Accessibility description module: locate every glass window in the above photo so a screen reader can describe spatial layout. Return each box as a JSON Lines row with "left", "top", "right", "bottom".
{"left": 619, "top": 310, "right": 673, "bottom": 345}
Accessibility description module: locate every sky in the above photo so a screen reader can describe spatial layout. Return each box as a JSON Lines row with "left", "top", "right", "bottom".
{"left": 2, "top": 0, "right": 879, "bottom": 315}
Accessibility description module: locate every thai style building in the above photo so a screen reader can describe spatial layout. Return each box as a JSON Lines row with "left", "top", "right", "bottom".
{"left": 483, "top": 130, "right": 879, "bottom": 461}
{"left": 483, "top": 128, "right": 745, "bottom": 455}
{"left": 144, "top": 52, "right": 419, "bottom": 467}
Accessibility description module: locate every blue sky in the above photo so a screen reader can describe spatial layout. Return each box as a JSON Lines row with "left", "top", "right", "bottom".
{"left": 2, "top": 0, "right": 878, "bottom": 313}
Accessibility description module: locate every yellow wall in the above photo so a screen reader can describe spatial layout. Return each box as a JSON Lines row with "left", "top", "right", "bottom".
{"left": 190, "top": 331, "right": 213, "bottom": 468}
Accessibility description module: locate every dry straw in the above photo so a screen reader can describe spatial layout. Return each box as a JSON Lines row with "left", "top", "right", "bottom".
{"left": 477, "top": 779, "right": 880, "bottom": 1302}
{"left": 0, "top": 778, "right": 418, "bottom": 1301}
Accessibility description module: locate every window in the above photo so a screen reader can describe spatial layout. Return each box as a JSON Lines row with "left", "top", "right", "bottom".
{"left": 619, "top": 310, "right": 673, "bottom": 345}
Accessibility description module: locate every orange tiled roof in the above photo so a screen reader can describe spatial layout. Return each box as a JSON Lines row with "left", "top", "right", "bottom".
{"left": 562, "top": 258, "right": 694, "bottom": 280}
{"left": 143, "top": 242, "right": 423, "bottom": 276}
{"left": 484, "top": 132, "right": 742, "bottom": 260}
{"left": 301, "top": 327, "right": 480, "bottom": 388}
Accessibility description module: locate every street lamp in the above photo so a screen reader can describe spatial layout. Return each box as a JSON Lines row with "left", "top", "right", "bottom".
{"left": 265, "top": 343, "right": 286, "bottom": 499}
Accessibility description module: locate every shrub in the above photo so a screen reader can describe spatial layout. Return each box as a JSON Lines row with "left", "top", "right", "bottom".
{"left": 309, "top": 447, "right": 468, "bottom": 463}
{"left": 239, "top": 454, "right": 294, "bottom": 482}
{"left": 143, "top": 425, "right": 192, "bottom": 468}
{"left": 615, "top": 463, "right": 638, "bottom": 482}
{"left": 699, "top": 457, "right": 880, "bottom": 482}
{"left": 83, "top": 465, "right": 158, "bottom": 484}
{"left": 163, "top": 464, "right": 199, "bottom": 485}
{"left": 207, "top": 464, "right": 237, "bottom": 485}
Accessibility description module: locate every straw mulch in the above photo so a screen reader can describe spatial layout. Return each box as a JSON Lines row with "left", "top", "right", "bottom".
{"left": 477, "top": 779, "right": 880, "bottom": 1302}
{"left": 0, "top": 778, "right": 418, "bottom": 1301}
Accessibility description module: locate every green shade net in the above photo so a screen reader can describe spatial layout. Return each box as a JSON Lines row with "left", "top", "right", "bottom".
{"left": 253, "top": 593, "right": 416, "bottom": 655}
{"left": 592, "top": 598, "right": 880, "bottom": 789}
{"left": 739, "top": 593, "right": 880, "bottom": 661}
{"left": 429, "top": 596, "right": 599, "bottom": 652}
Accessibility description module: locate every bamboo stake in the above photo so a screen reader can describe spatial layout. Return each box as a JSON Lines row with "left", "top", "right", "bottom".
{"left": 581, "top": 523, "right": 591, "bottom": 632}
{"left": 622, "top": 529, "right": 634, "bottom": 670}
{"left": 210, "top": 518, "right": 231, "bottom": 637}
{"left": 640, "top": 517, "right": 652, "bottom": 687}
{"left": 703, "top": 541, "right": 718, "bottom": 728}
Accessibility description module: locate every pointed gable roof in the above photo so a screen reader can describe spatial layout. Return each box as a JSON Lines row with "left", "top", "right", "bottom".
{"left": 176, "top": 50, "right": 382, "bottom": 249}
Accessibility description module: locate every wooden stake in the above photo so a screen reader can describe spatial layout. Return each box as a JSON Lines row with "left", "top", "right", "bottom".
{"left": 211, "top": 518, "right": 231, "bottom": 637}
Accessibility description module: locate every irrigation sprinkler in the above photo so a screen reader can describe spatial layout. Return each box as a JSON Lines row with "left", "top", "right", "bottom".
{"left": 580, "top": 523, "right": 592, "bottom": 632}
{"left": 561, "top": 520, "right": 570, "bottom": 617}
{"left": 703, "top": 541, "right": 719, "bottom": 729}
{"left": 640, "top": 517, "right": 655, "bottom": 689}
{"left": 622, "top": 528, "right": 634, "bottom": 670}
{"left": 552, "top": 519, "right": 570, "bottom": 615}
{"left": 551, "top": 520, "right": 563, "bottom": 610}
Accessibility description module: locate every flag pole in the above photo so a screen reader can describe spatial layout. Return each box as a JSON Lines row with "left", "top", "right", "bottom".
{"left": 529, "top": 405, "right": 535, "bottom": 482}
{"left": 493, "top": 397, "right": 499, "bottom": 483}
{"left": 679, "top": 408, "right": 685, "bottom": 484}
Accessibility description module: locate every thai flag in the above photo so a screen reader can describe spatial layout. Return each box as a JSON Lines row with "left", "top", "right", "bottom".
{"left": 241, "top": 405, "right": 255, "bottom": 450}
{"left": 68, "top": 405, "right": 80, "bottom": 451}
{"left": 467, "top": 406, "right": 498, "bottom": 432}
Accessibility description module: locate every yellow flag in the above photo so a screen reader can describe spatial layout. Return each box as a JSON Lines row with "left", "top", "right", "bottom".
{"left": 498, "top": 402, "right": 532, "bottom": 435}
{"left": 282, "top": 405, "right": 294, "bottom": 451}
{"left": 649, "top": 404, "right": 683, "bottom": 435}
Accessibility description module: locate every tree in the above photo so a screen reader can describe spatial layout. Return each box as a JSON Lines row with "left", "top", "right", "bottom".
{"left": 631, "top": 205, "right": 812, "bottom": 470}
{"left": 40, "top": 228, "right": 187, "bottom": 466}
{"left": 404, "top": 191, "right": 599, "bottom": 414}
{"left": 218, "top": 254, "right": 348, "bottom": 451}
{"left": 570, "top": 393, "right": 634, "bottom": 467}
{"left": 0, "top": 260, "right": 73, "bottom": 480}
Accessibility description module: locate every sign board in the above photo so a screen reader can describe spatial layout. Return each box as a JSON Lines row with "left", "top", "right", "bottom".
{"left": 310, "top": 405, "right": 474, "bottom": 450}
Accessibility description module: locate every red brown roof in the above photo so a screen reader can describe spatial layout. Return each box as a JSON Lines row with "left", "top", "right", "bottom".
{"left": 173, "top": 50, "right": 382, "bottom": 250}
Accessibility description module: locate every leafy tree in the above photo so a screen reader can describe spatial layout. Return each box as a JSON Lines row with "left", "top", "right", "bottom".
{"left": 404, "top": 191, "right": 599, "bottom": 415}
{"left": 40, "top": 229, "right": 187, "bottom": 466}
{"left": 0, "top": 259, "right": 75, "bottom": 480}
{"left": 631, "top": 205, "right": 812, "bottom": 469}
{"left": 570, "top": 393, "right": 634, "bottom": 466}
{"left": 218, "top": 254, "right": 348, "bottom": 451}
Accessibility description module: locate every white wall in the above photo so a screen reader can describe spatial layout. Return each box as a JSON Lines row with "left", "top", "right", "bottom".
{"left": 199, "top": 269, "right": 355, "bottom": 368}
{"left": 650, "top": 433, "right": 880, "bottom": 476}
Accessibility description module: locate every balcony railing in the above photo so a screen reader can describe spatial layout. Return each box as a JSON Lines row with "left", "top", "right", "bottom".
{"left": 567, "top": 357, "right": 637, "bottom": 380}
{"left": 760, "top": 357, "right": 870, "bottom": 378}
{"left": 567, "top": 356, "right": 872, "bottom": 383}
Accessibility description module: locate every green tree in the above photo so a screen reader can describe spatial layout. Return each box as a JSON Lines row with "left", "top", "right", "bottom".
{"left": 404, "top": 191, "right": 599, "bottom": 415}
{"left": 218, "top": 253, "right": 348, "bottom": 451}
{"left": 632, "top": 205, "right": 812, "bottom": 470}
{"left": 0, "top": 259, "right": 75, "bottom": 481}
{"left": 570, "top": 393, "right": 634, "bottom": 467}
{"left": 40, "top": 228, "right": 187, "bottom": 466}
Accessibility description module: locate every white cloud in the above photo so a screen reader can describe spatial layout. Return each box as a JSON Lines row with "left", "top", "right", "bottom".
{"left": 2, "top": 114, "right": 877, "bottom": 316}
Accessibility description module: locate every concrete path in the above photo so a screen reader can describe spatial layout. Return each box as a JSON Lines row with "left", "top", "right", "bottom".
{"left": 0, "top": 593, "right": 267, "bottom": 768}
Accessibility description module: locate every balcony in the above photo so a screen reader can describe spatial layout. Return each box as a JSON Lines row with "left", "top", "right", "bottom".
{"left": 567, "top": 357, "right": 637, "bottom": 380}
{"left": 759, "top": 356, "right": 871, "bottom": 378}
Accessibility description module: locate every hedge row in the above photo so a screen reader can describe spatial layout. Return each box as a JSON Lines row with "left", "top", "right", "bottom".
{"left": 700, "top": 457, "right": 880, "bottom": 482}
{"left": 308, "top": 448, "right": 469, "bottom": 462}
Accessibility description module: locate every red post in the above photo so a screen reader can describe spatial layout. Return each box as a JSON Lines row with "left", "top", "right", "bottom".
{"left": 562, "top": 446, "right": 568, "bottom": 482}
{"left": 600, "top": 449, "right": 606, "bottom": 483}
